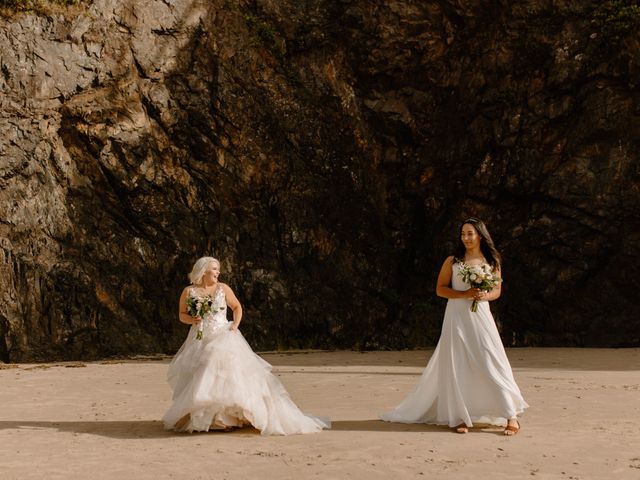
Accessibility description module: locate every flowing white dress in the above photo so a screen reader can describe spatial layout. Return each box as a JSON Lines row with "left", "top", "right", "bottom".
{"left": 381, "top": 262, "right": 528, "bottom": 427}
{"left": 162, "top": 286, "right": 330, "bottom": 435}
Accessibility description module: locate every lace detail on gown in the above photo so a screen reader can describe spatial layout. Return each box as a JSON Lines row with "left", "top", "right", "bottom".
{"left": 192, "top": 286, "right": 228, "bottom": 337}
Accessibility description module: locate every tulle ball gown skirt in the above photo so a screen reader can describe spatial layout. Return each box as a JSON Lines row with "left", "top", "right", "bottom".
{"left": 381, "top": 298, "right": 528, "bottom": 428}
{"left": 162, "top": 322, "right": 329, "bottom": 435}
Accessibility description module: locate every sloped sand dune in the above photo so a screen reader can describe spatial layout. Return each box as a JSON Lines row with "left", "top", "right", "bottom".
{"left": 1, "top": 348, "right": 639, "bottom": 479}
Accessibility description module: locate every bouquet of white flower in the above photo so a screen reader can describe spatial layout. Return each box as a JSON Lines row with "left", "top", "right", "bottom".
{"left": 457, "top": 262, "right": 502, "bottom": 312}
{"left": 185, "top": 294, "right": 220, "bottom": 339}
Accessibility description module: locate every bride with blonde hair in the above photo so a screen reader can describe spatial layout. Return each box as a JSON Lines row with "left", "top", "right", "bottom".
{"left": 162, "top": 256, "right": 329, "bottom": 435}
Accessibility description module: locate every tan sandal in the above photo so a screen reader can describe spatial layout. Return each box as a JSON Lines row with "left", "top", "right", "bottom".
{"left": 504, "top": 419, "right": 520, "bottom": 436}
{"left": 454, "top": 423, "right": 469, "bottom": 434}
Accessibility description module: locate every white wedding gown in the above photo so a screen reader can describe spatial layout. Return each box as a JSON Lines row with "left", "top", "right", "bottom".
{"left": 162, "top": 286, "right": 330, "bottom": 435}
{"left": 381, "top": 262, "right": 528, "bottom": 427}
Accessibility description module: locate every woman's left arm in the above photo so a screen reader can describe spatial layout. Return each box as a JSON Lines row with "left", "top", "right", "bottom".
{"left": 222, "top": 283, "right": 243, "bottom": 331}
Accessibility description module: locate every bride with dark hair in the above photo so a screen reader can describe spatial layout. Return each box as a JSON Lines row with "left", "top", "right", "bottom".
{"left": 381, "top": 218, "right": 528, "bottom": 435}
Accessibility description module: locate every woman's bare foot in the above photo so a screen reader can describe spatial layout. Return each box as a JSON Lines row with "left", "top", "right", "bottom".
{"left": 454, "top": 423, "right": 469, "bottom": 434}
{"left": 504, "top": 418, "right": 520, "bottom": 436}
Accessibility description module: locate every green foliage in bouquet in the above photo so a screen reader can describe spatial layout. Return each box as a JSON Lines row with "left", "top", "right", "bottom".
{"left": 457, "top": 262, "right": 503, "bottom": 313}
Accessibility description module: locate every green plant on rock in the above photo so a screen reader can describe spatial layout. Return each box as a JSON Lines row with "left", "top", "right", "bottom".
{"left": 244, "top": 14, "right": 284, "bottom": 60}
{"left": 590, "top": 0, "right": 640, "bottom": 47}
{"left": 244, "top": 13, "right": 302, "bottom": 87}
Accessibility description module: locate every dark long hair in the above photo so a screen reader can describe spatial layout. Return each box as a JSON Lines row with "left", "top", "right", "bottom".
{"left": 455, "top": 217, "right": 502, "bottom": 269}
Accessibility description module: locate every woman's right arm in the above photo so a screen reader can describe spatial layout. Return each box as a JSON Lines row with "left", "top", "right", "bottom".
{"left": 178, "top": 287, "right": 199, "bottom": 325}
{"left": 435, "top": 256, "right": 477, "bottom": 299}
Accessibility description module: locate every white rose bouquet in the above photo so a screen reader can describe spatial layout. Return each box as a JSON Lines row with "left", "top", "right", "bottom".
{"left": 457, "top": 262, "right": 502, "bottom": 312}
{"left": 185, "top": 294, "right": 222, "bottom": 339}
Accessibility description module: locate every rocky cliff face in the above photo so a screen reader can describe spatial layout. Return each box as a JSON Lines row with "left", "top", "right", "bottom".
{"left": 1, "top": 0, "right": 639, "bottom": 361}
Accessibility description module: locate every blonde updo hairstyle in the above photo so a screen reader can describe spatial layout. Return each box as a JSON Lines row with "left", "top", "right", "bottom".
{"left": 188, "top": 257, "right": 220, "bottom": 285}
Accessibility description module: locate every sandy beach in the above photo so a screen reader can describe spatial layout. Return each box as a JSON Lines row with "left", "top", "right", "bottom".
{"left": 1, "top": 348, "right": 639, "bottom": 479}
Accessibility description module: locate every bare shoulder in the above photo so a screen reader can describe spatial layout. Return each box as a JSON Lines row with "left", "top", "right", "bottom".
{"left": 219, "top": 283, "right": 240, "bottom": 304}
{"left": 437, "top": 256, "right": 456, "bottom": 276}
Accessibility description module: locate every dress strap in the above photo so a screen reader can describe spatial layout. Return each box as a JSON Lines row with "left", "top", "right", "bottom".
{"left": 214, "top": 285, "right": 225, "bottom": 302}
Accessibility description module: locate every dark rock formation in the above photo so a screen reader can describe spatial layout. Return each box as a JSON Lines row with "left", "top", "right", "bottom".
{"left": 1, "top": 0, "right": 639, "bottom": 361}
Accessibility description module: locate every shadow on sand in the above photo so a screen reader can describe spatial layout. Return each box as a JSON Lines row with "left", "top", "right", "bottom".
{"left": 0, "top": 419, "right": 507, "bottom": 437}
{"left": 0, "top": 420, "right": 180, "bottom": 440}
